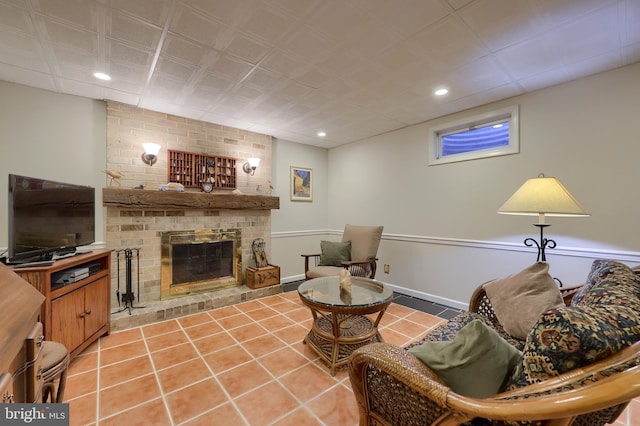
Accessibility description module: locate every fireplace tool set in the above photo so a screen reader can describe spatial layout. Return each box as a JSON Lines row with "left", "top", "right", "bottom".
{"left": 112, "top": 248, "right": 145, "bottom": 315}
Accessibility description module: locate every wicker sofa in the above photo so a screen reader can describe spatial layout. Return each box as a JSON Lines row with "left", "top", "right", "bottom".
{"left": 349, "top": 259, "right": 640, "bottom": 426}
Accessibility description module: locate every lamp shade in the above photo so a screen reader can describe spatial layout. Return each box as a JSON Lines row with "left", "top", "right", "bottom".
{"left": 143, "top": 143, "right": 161, "bottom": 156}
{"left": 498, "top": 175, "right": 589, "bottom": 223}
{"left": 247, "top": 157, "right": 260, "bottom": 168}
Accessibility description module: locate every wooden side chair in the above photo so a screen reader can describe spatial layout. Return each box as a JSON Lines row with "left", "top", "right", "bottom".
{"left": 302, "top": 224, "right": 383, "bottom": 279}
{"left": 40, "top": 341, "right": 70, "bottom": 403}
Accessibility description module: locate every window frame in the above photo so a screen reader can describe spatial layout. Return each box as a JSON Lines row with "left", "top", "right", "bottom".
{"left": 428, "top": 105, "right": 520, "bottom": 166}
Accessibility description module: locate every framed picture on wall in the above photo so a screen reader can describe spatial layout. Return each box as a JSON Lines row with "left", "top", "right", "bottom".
{"left": 290, "top": 166, "right": 313, "bottom": 202}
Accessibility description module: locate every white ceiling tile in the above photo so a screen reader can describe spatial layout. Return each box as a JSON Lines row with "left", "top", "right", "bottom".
{"left": 110, "top": 0, "right": 172, "bottom": 26}
{"left": 58, "top": 77, "right": 106, "bottom": 99}
{"left": 305, "top": 0, "right": 367, "bottom": 41}
{"left": 516, "top": 67, "right": 570, "bottom": 92}
{"left": 31, "top": 0, "right": 97, "bottom": 31}
{"left": 103, "top": 87, "right": 140, "bottom": 105}
{"left": 240, "top": 2, "right": 297, "bottom": 42}
{"left": 155, "top": 57, "right": 197, "bottom": 81}
{"left": 409, "top": 15, "right": 489, "bottom": 71}
{"left": 224, "top": 32, "right": 271, "bottom": 64}
{"left": 0, "top": 2, "right": 34, "bottom": 34}
{"left": 0, "top": 63, "right": 57, "bottom": 91}
{"left": 161, "top": 34, "right": 209, "bottom": 65}
{"left": 108, "top": 10, "right": 162, "bottom": 49}
{"left": 107, "top": 40, "right": 154, "bottom": 68}
{"left": 379, "top": 0, "right": 452, "bottom": 37}
{"left": 494, "top": 33, "right": 564, "bottom": 80}
{"left": 185, "top": 0, "right": 250, "bottom": 23}
{"left": 39, "top": 18, "right": 97, "bottom": 52}
{"left": 170, "top": 4, "right": 228, "bottom": 46}
{"left": 0, "top": 30, "right": 49, "bottom": 72}
{"left": 460, "top": 0, "right": 544, "bottom": 51}
{"left": 262, "top": 0, "right": 323, "bottom": 17}
{"left": 206, "top": 54, "right": 253, "bottom": 80}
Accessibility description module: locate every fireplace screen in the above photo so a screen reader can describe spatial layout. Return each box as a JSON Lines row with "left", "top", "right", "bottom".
{"left": 161, "top": 228, "right": 242, "bottom": 300}
{"left": 171, "top": 240, "right": 233, "bottom": 284}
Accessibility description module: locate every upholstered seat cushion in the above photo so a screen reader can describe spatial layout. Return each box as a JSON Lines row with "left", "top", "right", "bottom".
{"left": 41, "top": 341, "right": 69, "bottom": 371}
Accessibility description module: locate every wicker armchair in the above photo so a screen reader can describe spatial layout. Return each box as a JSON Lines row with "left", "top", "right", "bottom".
{"left": 301, "top": 224, "right": 383, "bottom": 279}
{"left": 349, "top": 282, "right": 640, "bottom": 426}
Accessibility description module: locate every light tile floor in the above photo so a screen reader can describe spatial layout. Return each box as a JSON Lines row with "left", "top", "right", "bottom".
{"left": 64, "top": 290, "right": 639, "bottom": 426}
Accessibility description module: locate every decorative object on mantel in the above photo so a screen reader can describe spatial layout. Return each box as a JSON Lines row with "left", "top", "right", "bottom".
{"left": 498, "top": 173, "right": 589, "bottom": 261}
{"left": 159, "top": 182, "right": 185, "bottom": 192}
{"left": 232, "top": 189, "right": 242, "bottom": 195}
{"left": 252, "top": 238, "right": 269, "bottom": 268}
{"left": 103, "top": 170, "right": 124, "bottom": 186}
{"left": 141, "top": 143, "right": 161, "bottom": 166}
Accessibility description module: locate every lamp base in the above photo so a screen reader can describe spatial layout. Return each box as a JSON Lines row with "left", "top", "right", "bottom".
{"left": 524, "top": 223, "right": 556, "bottom": 262}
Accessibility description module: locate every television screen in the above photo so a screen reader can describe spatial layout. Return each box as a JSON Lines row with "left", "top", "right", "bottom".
{"left": 8, "top": 174, "right": 95, "bottom": 263}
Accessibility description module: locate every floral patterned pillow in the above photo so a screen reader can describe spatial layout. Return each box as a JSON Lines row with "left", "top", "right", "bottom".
{"left": 572, "top": 259, "right": 633, "bottom": 305}
{"left": 506, "top": 262, "right": 640, "bottom": 390}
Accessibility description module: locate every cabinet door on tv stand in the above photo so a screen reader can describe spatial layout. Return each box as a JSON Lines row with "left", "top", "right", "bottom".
{"left": 50, "top": 290, "right": 85, "bottom": 354}
{"left": 83, "top": 277, "right": 109, "bottom": 340}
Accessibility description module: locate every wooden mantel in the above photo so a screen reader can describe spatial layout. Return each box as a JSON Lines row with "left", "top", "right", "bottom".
{"left": 103, "top": 188, "right": 279, "bottom": 210}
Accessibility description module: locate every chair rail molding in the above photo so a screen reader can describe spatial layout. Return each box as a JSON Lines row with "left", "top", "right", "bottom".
{"left": 272, "top": 230, "right": 640, "bottom": 263}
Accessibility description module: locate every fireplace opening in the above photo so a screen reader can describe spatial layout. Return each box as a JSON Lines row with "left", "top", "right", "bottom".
{"left": 161, "top": 229, "right": 242, "bottom": 300}
{"left": 171, "top": 240, "right": 234, "bottom": 284}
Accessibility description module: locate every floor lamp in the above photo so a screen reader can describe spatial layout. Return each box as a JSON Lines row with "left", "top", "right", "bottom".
{"left": 498, "top": 174, "right": 589, "bottom": 261}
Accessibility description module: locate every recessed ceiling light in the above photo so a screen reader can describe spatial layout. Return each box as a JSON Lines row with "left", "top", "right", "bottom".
{"left": 93, "top": 72, "right": 111, "bottom": 81}
{"left": 434, "top": 88, "right": 449, "bottom": 96}
{"left": 317, "top": 132, "right": 326, "bottom": 137}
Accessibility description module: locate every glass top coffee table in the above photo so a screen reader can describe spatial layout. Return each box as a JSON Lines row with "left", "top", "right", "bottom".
{"left": 298, "top": 276, "right": 394, "bottom": 375}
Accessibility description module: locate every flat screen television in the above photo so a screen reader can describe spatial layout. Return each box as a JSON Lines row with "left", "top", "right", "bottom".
{"left": 8, "top": 174, "right": 95, "bottom": 263}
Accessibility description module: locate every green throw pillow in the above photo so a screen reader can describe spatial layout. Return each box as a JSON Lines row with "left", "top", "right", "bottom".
{"left": 408, "top": 320, "right": 522, "bottom": 398}
{"left": 318, "top": 240, "right": 351, "bottom": 267}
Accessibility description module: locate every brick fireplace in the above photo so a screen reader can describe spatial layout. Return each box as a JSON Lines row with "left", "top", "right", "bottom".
{"left": 103, "top": 189, "right": 280, "bottom": 330}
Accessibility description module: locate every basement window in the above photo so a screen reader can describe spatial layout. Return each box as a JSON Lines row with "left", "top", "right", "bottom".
{"left": 428, "top": 105, "right": 519, "bottom": 165}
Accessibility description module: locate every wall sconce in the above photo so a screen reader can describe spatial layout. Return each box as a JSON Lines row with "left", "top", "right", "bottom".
{"left": 141, "top": 143, "right": 161, "bottom": 166}
{"left": 242, "top": 157, "right": 260, "bottom": 176}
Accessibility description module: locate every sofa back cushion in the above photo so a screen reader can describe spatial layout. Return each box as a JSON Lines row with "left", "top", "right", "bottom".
{"left": 483, "top": 262, "right": 564, "bottom": 341}
{"left": 506, "top": 259, "right": 640, "bottom": 390}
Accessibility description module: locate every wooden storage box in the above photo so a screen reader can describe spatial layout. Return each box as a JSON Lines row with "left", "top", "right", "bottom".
{"left": 246, "top": 264, "right": 280, "bottom": 289}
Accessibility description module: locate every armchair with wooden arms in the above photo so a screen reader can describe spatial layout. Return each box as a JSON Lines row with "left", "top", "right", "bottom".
{"left": 349, "top": 259, "right": 640, "bottom": 426}
{"left": 301, "top": 224, "right": 383, "bottom": 280}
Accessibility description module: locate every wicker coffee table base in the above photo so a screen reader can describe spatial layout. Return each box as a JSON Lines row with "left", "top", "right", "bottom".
{"left": 304, "top": 314, "right": 383, "bottom": 375}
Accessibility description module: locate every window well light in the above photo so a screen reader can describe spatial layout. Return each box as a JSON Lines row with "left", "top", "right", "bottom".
{"left": 93, "top": 72, "right": 111, "bottom": 81}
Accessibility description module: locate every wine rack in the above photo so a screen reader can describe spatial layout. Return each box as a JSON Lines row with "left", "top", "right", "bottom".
{"left": 167, "top": 149, "right": 237, "bottom": 190}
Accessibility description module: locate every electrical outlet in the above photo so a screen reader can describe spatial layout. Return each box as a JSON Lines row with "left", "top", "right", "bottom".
{"left": 383, "top": 264, "right": 390, "bottom": 274}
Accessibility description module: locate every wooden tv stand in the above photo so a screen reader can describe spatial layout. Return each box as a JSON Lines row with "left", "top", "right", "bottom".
{"left": 13, "top": 249, "right": 112, "bottom": 360}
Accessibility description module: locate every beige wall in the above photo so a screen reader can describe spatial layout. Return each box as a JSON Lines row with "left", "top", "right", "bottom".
{"left": 0, "top": 81, "right": 106, "bottom": 249}
{"left": 320, "top": 62, "right": 640, "bottom": 307}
